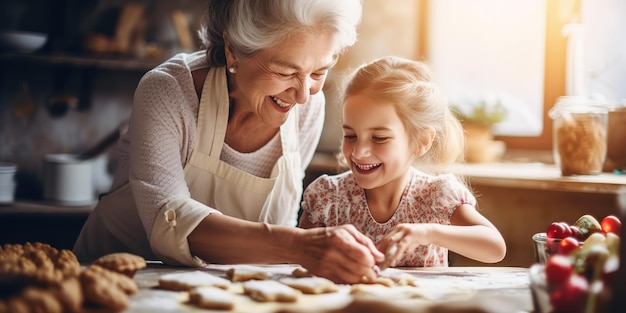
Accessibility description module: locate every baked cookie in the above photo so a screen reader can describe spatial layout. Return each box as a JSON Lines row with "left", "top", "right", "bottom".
{"left": 52, "top": 277, "right": 83, "bottom": 313}
{"left": 158, "top": 271, "right": 231, "bottom": 291}
{"left": 0, "top": 243, "right": 81, "bottom": 295}
{"left": 1, "top": 286, "right": 64, "bottom": 313}
{"left": 92, "top": 252, "right": 146, "bottom": 278}
{"left": 188, "top": 286, "right": 235, "bottom": 310}
{"left": 0, "top": 242, "right": 84, "bottom": 313}
{"left": 278, "top": 277, "right": 338, "bottom": 294}
{"left": 242, "top": 280, "right": 299, "bottom": 302}
{"left": 80, "top": 264, "right": 138, "bottom": 310}
{"left": 0, "top": 243, "right": 66, "bottom": 288}
{"left": 53, "top": 249, "right": 81, "bottom": 279}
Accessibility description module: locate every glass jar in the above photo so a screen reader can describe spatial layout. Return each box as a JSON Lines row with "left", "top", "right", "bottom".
{"left": 549, "top": 96, "right": 608, "bottom": 176}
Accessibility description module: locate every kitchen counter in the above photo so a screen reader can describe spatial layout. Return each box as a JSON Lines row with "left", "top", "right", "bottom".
{"left": 0, "top": 200, "right": 94, "bottom": 250}
{"left": 122, "top": 263, "right": 532, "bottom": 313}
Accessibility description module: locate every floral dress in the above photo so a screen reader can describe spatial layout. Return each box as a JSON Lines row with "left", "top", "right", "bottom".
{"left": 301, "top": 167, "right": 477, "bottom": 267}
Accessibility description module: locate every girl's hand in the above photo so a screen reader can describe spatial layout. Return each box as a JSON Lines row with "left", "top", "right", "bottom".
{"left": 297, "top": 224, "right": 384, "bottom": 284}
{"left": 376, "top": 223, "right": 431, "bottom": 268}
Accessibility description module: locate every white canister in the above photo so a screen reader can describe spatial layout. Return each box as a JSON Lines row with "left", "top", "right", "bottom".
{"left": 43, "top": 154, "right": 94, "bottom": 206}
{"left": 0, "top": 162, "right": 17, "bottom": 205}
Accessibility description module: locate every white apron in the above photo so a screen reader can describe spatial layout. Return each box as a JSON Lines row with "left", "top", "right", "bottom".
{"left": 74, "top": 66, "right": 303, "bottom": 265}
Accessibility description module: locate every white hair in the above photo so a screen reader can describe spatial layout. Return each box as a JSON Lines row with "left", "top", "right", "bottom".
{"left": 199, "top": 0, "right": 362, "bottom": 66}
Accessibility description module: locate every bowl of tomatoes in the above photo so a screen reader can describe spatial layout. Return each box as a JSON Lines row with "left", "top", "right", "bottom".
{"left": 532, "top": 232, "right": 562, "bottom": 264}
{"left": 529, "top": 214, "right": 621, "bottom": 313}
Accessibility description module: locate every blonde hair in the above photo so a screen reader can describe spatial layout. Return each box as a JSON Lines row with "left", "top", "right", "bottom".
{"left": 342, "top": 56, "right": 465, "bottom": 173}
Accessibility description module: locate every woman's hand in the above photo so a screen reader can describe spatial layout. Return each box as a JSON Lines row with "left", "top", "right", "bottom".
{"left": 296, "top": 224, "right": 384, "bottom": 284}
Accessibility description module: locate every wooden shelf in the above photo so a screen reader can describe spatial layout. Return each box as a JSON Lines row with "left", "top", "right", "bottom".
{"left": 0, "top": 52, "right": 165, "bottom": 71}
{"left": 0, "top": 200, "right": 94, "bottom": 216}
{"left": 450, "top": 162, "right": 626, "bottom": 195}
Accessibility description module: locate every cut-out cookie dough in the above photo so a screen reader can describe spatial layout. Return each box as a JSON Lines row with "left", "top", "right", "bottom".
{"left": 188, "top": 286, "right": 235, "bottom": 310}
{"left": 242, "top": 280, "right": 299, "bottom": 302}
{"left": 278, "top": 277, "right": 338, "bottom": 294}
{"left": 359, "top": 276, "right": 395, "bottom": 287}
{"left": 291, "top": 267, "right": 313, "bottom": 278}
{"left": 350, "top": 284, "right": 427, "bottom": 300}
{"left": 226, "top": 266, "right": 269, "bottom": 282}
{"left": 158, "top": 271, "right": 231, "bottom": 291}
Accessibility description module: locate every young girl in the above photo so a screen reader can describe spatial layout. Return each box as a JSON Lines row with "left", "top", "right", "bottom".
{"left": 299, "top": 56, "right": 506, "bottom": 267}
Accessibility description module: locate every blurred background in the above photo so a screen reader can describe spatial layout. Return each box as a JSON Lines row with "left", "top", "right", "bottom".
{"left": 0, "top": 0, "right": 624, "bottom": 201}
{"left": 0, "top": 0, "right": 624, "bottom": 266}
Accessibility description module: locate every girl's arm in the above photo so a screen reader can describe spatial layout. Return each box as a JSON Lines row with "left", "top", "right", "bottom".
{"left": 435, "top": 204, "right": 506, "bottom": 262}
{"left": 378, "top": 204, "right": 506, "bottom": 266}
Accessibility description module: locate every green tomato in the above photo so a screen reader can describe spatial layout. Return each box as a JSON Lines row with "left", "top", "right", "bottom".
{"left": 573, "top": 214, "right": 602, "bottom": 239}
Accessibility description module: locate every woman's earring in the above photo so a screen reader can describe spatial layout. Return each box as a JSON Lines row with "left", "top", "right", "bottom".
{"left": 228, "top": 67, "right": 237, "bottom": 74}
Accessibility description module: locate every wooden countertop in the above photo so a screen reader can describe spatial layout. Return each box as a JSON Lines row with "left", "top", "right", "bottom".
{"left": 123, "top": 263, "right": 532, "bottom": 313}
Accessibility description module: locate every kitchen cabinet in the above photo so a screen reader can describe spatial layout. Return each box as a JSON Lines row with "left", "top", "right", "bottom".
{"left": 447, "top": 162, "right": 626, "bottom": 267}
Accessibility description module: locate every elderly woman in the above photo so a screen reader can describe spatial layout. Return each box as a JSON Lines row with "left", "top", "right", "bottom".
{"left": 73, "top": 0, "right": 383, "bottom": 283}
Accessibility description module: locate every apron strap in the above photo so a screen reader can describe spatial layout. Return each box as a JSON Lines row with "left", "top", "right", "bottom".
{"left": 195, "top": 66, "right": 230, "bottom": 156}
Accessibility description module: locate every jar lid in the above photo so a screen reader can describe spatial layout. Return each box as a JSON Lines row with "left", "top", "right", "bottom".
{"left": 549, "top": 96, "right": 609, "bottom": 119}
{"left": 44, "top": 154, "right": 82, "bottom": 164}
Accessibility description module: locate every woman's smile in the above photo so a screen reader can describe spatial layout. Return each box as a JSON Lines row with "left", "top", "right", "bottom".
{"left": 270, "top": 95, "right": 294, "bottom": 112}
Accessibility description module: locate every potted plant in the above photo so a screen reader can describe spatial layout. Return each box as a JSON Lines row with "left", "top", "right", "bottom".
{"left": 452, "top": 100, "right": 508, "bottom": 163}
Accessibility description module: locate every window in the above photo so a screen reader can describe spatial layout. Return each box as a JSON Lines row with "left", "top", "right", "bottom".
{"left": 427, "top": 0, "right": 546, "bottom": 137}
{"left": 422, "top": 0, "right": 626, "bottom": 151}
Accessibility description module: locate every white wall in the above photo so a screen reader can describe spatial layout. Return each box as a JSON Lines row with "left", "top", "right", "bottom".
{"left": 582, "top": 0, "right": 626, "bottom": 107}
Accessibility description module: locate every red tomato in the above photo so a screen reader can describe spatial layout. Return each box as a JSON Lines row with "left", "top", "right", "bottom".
{"left": 545, "top": 254, "right": 573, "bottom": 285}
{"left": 547, "top": 222, "right": 570, "bottom": 239}
{"left": 550, "top": 274, "right": 589, "bottom": 313}
{"left": 569, "top": 225, "right": 586, "bottom": 241}
{"left": 558, "top": 237, "right": 580, "bottom": 255}
{"left": 559, "top": 222, "right": 573, "bottom": 238}
{"left": 546, "top": 237, "right": 562, "bottom": 255}
{"left": 600, "top": 215, "right": 621, "bottom": 235}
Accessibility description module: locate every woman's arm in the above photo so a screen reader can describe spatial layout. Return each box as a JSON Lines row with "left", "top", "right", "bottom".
{"left": 188, "top": 214, "right": 384, "bottom": 284}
